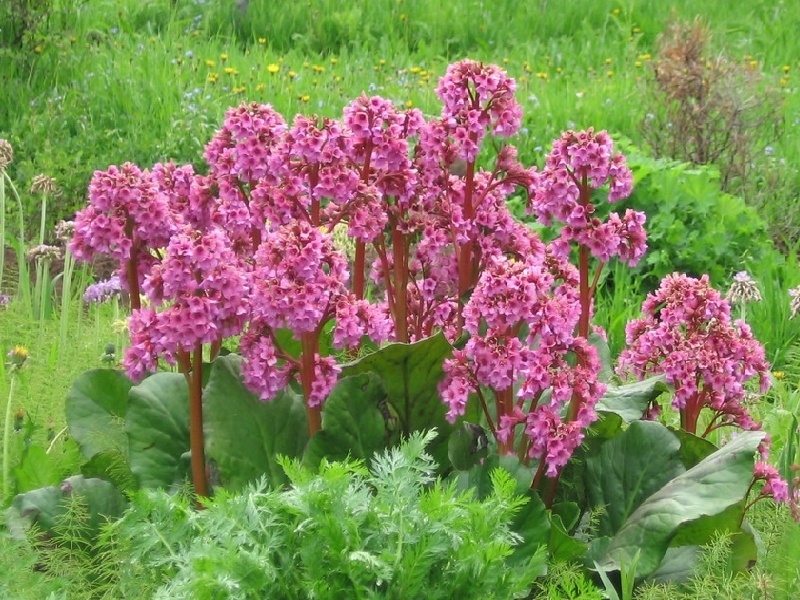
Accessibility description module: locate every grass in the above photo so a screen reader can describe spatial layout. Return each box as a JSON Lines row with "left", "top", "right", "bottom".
{"left": 1, "top": 0, "right": 800, "bottom": 596}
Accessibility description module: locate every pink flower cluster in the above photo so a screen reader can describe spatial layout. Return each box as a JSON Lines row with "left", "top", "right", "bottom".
{"left": 618, "top": 273, "right": 771, "bottom": 434}
{"left": 436, "top": 60, "right": 522, "bottom": 161}
{"left": 71, "top": 163, "right": 177, "bottom": 290}
{"left": 440, "top": 241, "right": 605, "bottom": 476}
{"left": 529, "top": 129, "right": 646, "bottom": 266}
{"left": 240, "top": 221, "right": 390, "bottom": 406}
{"left": 125, "top": 225, "right": 250, "bottom": 381}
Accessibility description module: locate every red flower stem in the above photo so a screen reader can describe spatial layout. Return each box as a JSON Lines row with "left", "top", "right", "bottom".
{"left": 210, "top": 339, "right": 222, "bottom": 361}
{"left": 392, "top": 226, "right": 409, "bottom": 343}
{"left": 475, "top": 386, "right": 496, "bottom": 435}
{"left": 457, "top": 160, "right": 476, "bottom": 299}
{"left": 189, "top": 343, "right": 209, "bottom": 499}
{"left": 496, "top": 387, "right": 514, "bottom": 454}
{"left": 531, "top": 459, "right": 547, "bottom": 492}
{"left": 124, "top": 218, "right": 141, "bottom": 311}
{"left": 354, "top": 241, "right": 366, "bottom": 300}
{"left": 300, "top": 332, "right": 322, "bottom": 436}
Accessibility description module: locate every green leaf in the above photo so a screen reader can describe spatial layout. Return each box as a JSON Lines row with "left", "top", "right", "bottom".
{"left": 447, "top": 421, "right": 489, "bottom": 471}
{"left": 596, "top": 375, "right": 669, "bottom": 422}
{"left": 508, "top": 490, "right": 551, "bottom": 566}
{"left": 126, "top": 372, "right": 190, "bottom": 489}
{"left": 65, "top": 369, "right": 132, "bottom": 459}
{"left": 671, "top": 428, "right": 719, "bottom": 469}
{"left": 452, "top": 454, "right": 535, "bottom": 499}
{"left": 5, "top": 476, "right": 128, "bottom": 542}
{"left": 81, "top": 449, "right": 137, "bottom": 493}
{"left": 596, "top": 430, "right": 765, "bottom": 578}
{"left": 645, "top": 546, "right": 701, "bottom": 585}
{"left": 304, "top": 374, "right": 389, "bottom": 469}
{"left": 341, "top": 333, "right": 454, "bottom": 467}
{"left": 11, "top": 445, "right": 60, "bottom": 494}
{"left": 549, "top": 512, "right": 589, "bottom": 563}
{"left": 585, "top": 421, "right": 685, "bottom": 537}
{"left": 589, "top": 332, "right": 613, "bottom": 383}
{"left": 203, "top": 354, "right": 308, "bottom": 490}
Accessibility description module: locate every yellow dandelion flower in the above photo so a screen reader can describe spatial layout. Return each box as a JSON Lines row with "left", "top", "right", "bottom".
{"left": 635, "top": 60, "right": 642, "bottom": 68}
{"left": 536, "top": 72, "right": 548, "bottom": 80}
{"left": 206, "top": 59, "right": 216, "bottom": 67}
{"left": 258, "top": 37, "right": 267, "bottom": 45}
{"left": 33, "top": 45, "right": 43, "bottom": 54}
{"left": 606, "top": 70, "right": 614, "bottom": 78}
{"left": 749, "top": 59, "right": 758, "bottom": 70}
{"left": 784, "top": 65, "right": 791, "bottom": 73}
{"left": 330, "top": 57, "right": 338, "bottom": 64}
{"left": 638, "top": 53, "right": 651, "bottom": 61}
{"left": 233, "top": 86, "right": 246, "bottom": 94}
{"left": 773, "top": 371, "right": 786, "bottom": 380}
{"left": 299, "top": 94, "right": 310, "bottom": 102}
{"left": 207, "top": 72, "right": 219, "bottom": 83}
{"left": 256, "top": 83, "right": 266, "bottom": 92}
{"left": 267, "top": 63, "right": 280, "bottom": 74}
{"left": 604, "top": 58, "right": 612, "bottom": 65}
{"left": 556, "top": 66, "right": 563, "bottom": 73}
{"left": 410, "top": 66, "right": 421, "bottom": 74}
{"left": 405, "top": 100, "right": 414, "bottom": 108}
{"left": 220, "top": 53, "right": 228, "bottom": 61}
{"left": 288, "top": 70, "right": 297, "bottom": 79}
{"left": 612, "top": 8, "right": 620, "bottom": 15}
{"left": 632, "top": 26, "right": 641, "bottom": 34}
{"left": 7, "top": 345, "right": 29, "bottom": 369}
{"left": 379, "top": 59, "right": 386, "bottom": 66}
{"left": 224, "top": 67, "right": 239, "bottom": 75}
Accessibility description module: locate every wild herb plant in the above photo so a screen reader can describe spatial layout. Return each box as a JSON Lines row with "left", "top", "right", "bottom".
{"left": 107, "top": 431, "right": 546, "bottom": 600}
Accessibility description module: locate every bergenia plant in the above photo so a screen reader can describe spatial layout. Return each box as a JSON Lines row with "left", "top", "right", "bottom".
{"left": 67, "top": 58, "right": 793, "bottom": 519}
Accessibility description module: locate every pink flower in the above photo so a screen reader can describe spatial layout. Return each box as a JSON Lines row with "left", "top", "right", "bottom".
{"left": 529, "top": 129, "right": 645, "bottom": 265}
{"left": 618, "top": 273, "right": 771, "bottom": 436}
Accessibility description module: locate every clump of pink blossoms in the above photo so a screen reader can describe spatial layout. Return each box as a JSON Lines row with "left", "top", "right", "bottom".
{"left": 529, "top": 128, "right": 646, "bottom": 267}
{"left": 440, "top": 230, "right": 605, "bottom": 477}
{"left": 618, "top": 273, "right": 770, "bottom": 437}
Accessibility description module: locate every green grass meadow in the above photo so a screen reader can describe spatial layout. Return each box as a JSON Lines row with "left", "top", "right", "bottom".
{"left": 2, "top": 0, "right": 800, "bottom": 597}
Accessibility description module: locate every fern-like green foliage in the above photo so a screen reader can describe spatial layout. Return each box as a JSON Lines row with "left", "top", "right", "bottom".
{"left": 106, "top": 430, "right": 546, "bottom": 599}
{"left": 528, "top": 562, "right": 606, "bottom": 599}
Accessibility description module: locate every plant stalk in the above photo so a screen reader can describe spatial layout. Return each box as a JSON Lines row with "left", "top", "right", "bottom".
{"left": 189, "top": 343, "right": 208, "bottom": 498}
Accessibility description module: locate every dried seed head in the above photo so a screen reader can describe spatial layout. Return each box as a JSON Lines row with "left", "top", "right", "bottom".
{"left": 726, "top": 271, "right": 762, "bottom": 304}
{"left": 0, "top": 139, "right": 13, "bottom": 170}
{"left": 30, "top": 173, "right": 59, "bottom": 194}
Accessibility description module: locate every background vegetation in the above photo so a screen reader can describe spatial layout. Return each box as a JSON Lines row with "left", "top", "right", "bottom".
{"left": 1, "top": 0, "right": 799, "bottom": 597}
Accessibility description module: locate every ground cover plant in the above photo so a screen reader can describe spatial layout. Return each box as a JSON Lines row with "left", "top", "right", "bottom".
{"left": 2, "top": 0, "right": 800, "bottom": 598}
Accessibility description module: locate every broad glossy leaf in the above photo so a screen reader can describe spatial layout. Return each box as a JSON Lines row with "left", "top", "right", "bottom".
{"left": 671, "top": 428, "right": 719, "bottom": 469}
{"left": 595, "top": 375, "right": 669, "bottom": 422}
{"left": 508, "top": 491, "right": 551, "bottom": 566}
{"left": 203, "top": 354, "right": 308, "bottom": 490}
{"left": 126, "top": 372, "right": 190, "bottom": 489}
{"left": 304, "top": 374, "right": 389, "bottom": 469}
{"left": 65, "top": 369, "right": 132, "bottom": 459}
{"left": 596, "top": 430, "right": 764, "bottom": 578}
{"left": 341, "top": 333, "right": 454, "bottom": 466}
{"left": 6, "top": 476, "right": 128, "bottom": 542}
{"left": 585, "top": 420, "right": 685, "bottom": 537}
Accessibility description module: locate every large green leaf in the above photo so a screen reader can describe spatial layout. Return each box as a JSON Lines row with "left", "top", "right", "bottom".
{"left": 65, "top": 369, "right": 132, "bottom": 459}
{"left": 585, "top": 420, "right": 685, "bottom": 537}
{"left": 596, "top": 430, "right": 764, "bottom": 578}
{"left": 5, "top": 476, "right": 128, "bottom": 543}
{"left": 341, "top": 333, "right": 453, "bottom": 465}
{"left": 126, "top": 372, "right": 190, "bottom": 489}
{"left": 508, "top": 491, "right": 551, "bottom": 566}
{"left": 203, "top": 354, "right": 308, "bottom": 490}
{"left": 11, "top": 445, "right": 60, "bottom": 494}
{"left": 671, "top": 428, "right": 719, "bottom": 469}
{"left": 304, "top": 374, "right": 389, "bottom": 469}
{"left": 595, "top": 375, "right": 669, "bottom": 422}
